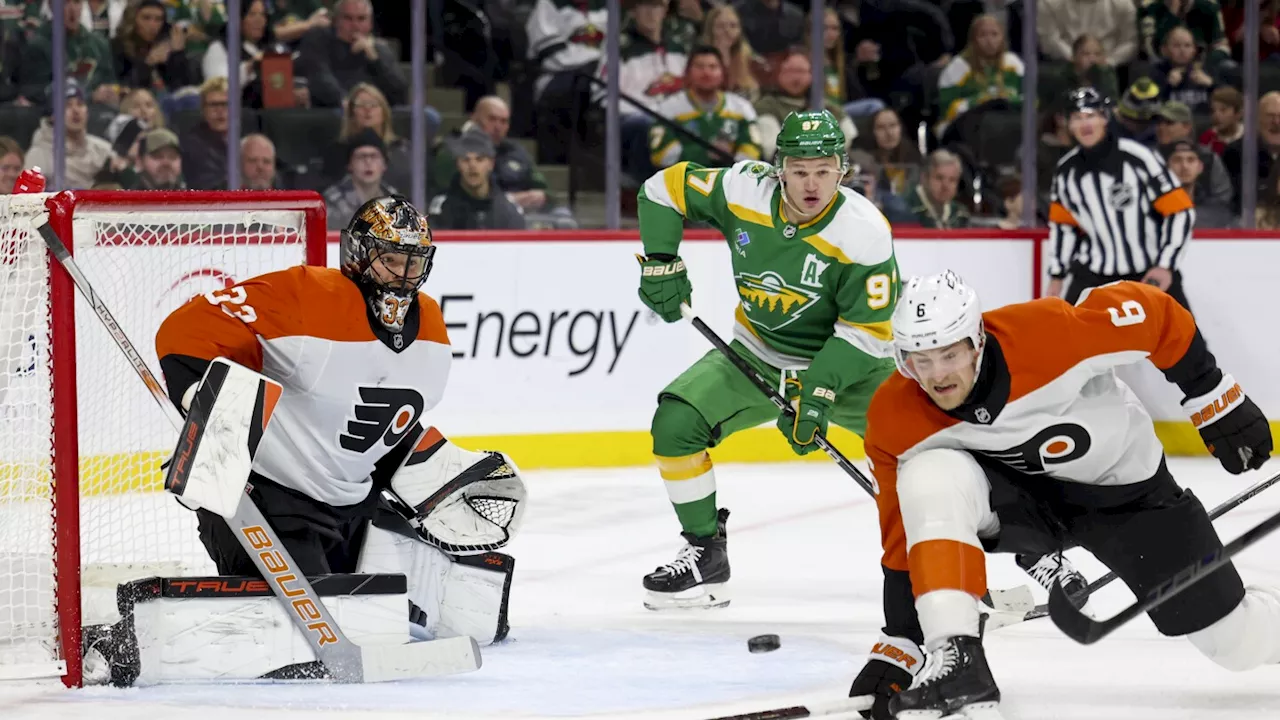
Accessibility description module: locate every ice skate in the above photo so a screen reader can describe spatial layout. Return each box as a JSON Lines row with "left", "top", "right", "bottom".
{"left": 1016, "top": 552, "right": 1090, "bottom": 607}
{"left": 643, "top": 508, "right": 730, "bottom": 610}
{"left": 888, "top": 635, "right": 1004, "bottom": 719}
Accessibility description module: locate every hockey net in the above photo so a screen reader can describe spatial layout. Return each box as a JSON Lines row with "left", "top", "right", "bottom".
{"left": 0, "top": 190, "right": 327, "bottom": 686}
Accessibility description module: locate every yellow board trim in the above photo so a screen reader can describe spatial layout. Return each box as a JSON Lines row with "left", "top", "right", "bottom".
{"left": 0, "top": 422, "right": 1251, "bottom": 499}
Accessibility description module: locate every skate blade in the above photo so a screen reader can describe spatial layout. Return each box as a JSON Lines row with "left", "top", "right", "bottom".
{"left": 898, "top": 702, "right": 1005, "bottom": 720}
{"left": 643, "top": 583, "right": 730, "bottom": 611}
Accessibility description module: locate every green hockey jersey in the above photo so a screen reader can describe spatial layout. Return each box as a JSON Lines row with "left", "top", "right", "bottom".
{"left": 648, "top": 90, "right": 762, "bottom": 169}
{"left": 638, "top": 159, "right": 899, "bottom": 391}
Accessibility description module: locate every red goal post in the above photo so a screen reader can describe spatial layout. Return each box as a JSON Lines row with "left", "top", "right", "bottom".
{"left": 0, "top": 190, "right": 326, "bottom": 687}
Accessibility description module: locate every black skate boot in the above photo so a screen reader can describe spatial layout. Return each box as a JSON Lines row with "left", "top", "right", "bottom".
{"left": 1016, "top": 552, "right": 1090, "bottom": 608}
{"left": 642, "top": 508, "right": 730, "bottom": 610}
{"left": 887, "top": 635, "right": 1002, "bottom": 719}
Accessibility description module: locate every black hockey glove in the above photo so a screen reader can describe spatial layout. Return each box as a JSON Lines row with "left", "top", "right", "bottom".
{"left": 849, "top": 634, "right": 924, "bottom": 720}
{"left": 1183, "top": 374, "right": 1272, "bottom": 474}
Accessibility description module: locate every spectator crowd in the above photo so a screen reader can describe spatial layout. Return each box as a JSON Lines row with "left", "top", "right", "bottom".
{"left": 1, "top": 0, "right": 1279, "bottom": 230}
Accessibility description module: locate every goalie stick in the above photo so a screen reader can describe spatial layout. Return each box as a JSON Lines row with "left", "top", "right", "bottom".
{"left": 1018, "top": 469, "right": 1280, "bottom": 623}
{"left": 33, "top": 212, "right": 480, "bottom": 683}
{"left": 677, "top": 304, "right": 1035, "bottom": 616}
{"left": 1048, "top": 497, "right": 1280, "bottom": 644}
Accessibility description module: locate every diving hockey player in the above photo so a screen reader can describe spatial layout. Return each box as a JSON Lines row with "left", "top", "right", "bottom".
{"left": 850, "top": 271, "right": 1278, "bottom": 719}
{"left": 137, "top": 196, "right": 525, "bottom": 682}
{"left": 634, "top": 109, "right": 898, "bottom": 610}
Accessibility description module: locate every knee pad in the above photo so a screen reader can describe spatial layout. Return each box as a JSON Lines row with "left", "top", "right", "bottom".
{"left": 651, "top": 396, "right": 713, "bottom": 457}
{"left": 1188, "top": 585, "right": 1280, "bottom": 671}
{"left": 897, "top": 449, "right": 997, "bottom": 549}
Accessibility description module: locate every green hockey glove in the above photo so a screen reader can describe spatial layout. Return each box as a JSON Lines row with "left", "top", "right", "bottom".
{"left": 636, "top": 253, "right": 692, "bottom": 323}
{"left": 777, "top": 375, "right": 835, "bottom": 455}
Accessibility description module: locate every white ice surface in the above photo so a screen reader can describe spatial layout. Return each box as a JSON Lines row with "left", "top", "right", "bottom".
{"left": 2, "top": 457, "right": 1279, "bottom": 719}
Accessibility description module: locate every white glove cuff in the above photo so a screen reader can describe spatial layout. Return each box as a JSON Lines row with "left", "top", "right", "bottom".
{"left": 1184, "top": 373, "right": 1245, "bottom": 430}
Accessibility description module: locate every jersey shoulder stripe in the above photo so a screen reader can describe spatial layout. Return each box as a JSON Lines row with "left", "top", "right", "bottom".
{"left": 720, "top": 160, "right": 778, "bottom": 227}
{"left": 813, "top": 188, "right": 893, "bottom": 265}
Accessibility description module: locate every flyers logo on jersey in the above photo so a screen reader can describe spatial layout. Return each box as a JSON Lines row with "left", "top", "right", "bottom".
{"left": 339, "top": 386, "right": 425, "bottom": 453}
{"left": 736, "top": 270, "right": 819, "bottom": 331}
{"left": 981, "top": 423, "right": 1093, "bottom": 474}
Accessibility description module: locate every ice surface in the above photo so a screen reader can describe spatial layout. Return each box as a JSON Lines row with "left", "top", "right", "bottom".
{"left": 1, "top": 457, "right": 1278, "bottom": 719}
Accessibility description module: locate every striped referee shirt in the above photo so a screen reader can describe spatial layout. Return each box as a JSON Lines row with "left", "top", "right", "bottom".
{"left": 1048, "top": 134, "right": 1195, "bottom": 278}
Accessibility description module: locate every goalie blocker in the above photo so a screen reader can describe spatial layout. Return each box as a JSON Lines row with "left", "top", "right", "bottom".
{"left": 91, "top": 359, "right": 525, "bottom": 685}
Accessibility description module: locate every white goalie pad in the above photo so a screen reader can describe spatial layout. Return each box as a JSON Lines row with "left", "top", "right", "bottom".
{"left": 89, "top": 574, "right": 409, "bottom": 686}
{"left": 388, "top": 425, "right": 527, "bottom": 555}
{"left": 358, "top": 524, "right": 513, "bottom": 646}
{"left": 164, "top": 357, "right": 283, "bottom": 518}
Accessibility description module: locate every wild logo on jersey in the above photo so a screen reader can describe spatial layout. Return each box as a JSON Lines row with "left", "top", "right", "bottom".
{"left": 979, "top": 422, "right": 1093, "bottom": 474}
{"left": 736, "top": 270, "right": 820, "bottom": 331}
{"left": 340, "top": 386, "right": 425, "bottom": 453}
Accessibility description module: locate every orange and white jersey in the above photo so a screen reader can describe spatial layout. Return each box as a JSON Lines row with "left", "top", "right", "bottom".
{"left": 865, "top": 281, "right": 1202, "bottom": 573}
{"left": 156, "top": 265, "right": 451, "bottom": 507}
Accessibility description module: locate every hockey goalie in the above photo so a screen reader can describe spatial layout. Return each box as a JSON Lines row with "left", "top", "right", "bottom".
{"left": 86, "top": 196, "right": 526, "bottom": 686}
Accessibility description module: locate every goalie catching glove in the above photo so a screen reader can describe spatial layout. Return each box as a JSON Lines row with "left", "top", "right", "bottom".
{"left": 387, "top": 425, "right": 527, "bottom": 555}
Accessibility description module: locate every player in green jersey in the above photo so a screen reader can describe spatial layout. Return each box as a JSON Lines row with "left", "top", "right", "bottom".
{"left": 634, "top": 109, "right": 901, "bottom": 610}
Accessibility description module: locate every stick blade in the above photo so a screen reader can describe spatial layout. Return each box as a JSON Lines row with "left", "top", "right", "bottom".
{"left": 1047, "top": 579, "right": 1106, "bottom": 644}
{"left": 360, "top": 635, "right": 482, "bottom": 682}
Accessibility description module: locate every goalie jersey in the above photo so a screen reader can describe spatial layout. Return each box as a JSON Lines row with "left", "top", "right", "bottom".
{"left": 863, "top": 281, "right": 1221, "bottom": 577}
{"left": 155, "top": 265, "right": 452, "bottom": 508}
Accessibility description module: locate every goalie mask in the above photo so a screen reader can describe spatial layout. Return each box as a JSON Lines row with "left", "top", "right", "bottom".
{"left": 340, "top": 195, "right": 436, "bottom": 333}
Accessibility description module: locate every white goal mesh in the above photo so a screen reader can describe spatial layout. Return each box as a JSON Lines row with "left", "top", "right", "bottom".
{"left": 0, "top": 191, "right": 325, "bottom": 684}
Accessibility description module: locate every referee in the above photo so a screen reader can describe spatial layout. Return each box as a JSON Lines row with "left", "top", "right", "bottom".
{"left": 1046, "top": 87, "right": 1196, "bottom": 310}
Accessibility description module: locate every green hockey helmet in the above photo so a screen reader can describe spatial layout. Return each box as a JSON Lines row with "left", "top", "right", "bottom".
{"left": 774, "top": 109, "right": 847, "bottom": 171}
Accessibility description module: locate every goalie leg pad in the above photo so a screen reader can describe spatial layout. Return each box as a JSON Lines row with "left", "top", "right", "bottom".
{"left": 387, "top": 426, "right": 527, "bottom": 554}
{"left": 97, "top": 574, "right": 409, "bottom": 686}
{"left": 358, "top": 524, "right": 514, "bottom": 646}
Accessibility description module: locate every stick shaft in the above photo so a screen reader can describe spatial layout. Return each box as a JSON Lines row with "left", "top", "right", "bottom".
{"left": 679, "top": 305, "right": 878, "bottom": 498}
{"left": 1022, "top": 469, "right": 1280, "bottom": 622}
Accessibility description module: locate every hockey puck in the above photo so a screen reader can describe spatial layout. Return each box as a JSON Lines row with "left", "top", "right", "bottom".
{"left": 748, "top": 634, "right": 781, "bottom": 653}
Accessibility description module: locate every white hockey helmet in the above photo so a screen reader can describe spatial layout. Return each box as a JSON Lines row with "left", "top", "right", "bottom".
{"left": 891, "top": 270, "right": 985, "bottom": 380}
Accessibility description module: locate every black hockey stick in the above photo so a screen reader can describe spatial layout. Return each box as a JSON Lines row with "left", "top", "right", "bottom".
{"left": 678, "top": 304, "right": 877, "bottom": 499}
{"left": 33, "top": 212, "right": 480, "bottom": 682}
{"left": 701, "top": 695, "right": 873, "bottom": 719}
{"left": 1049, "top": 500, "right": 1280, "bottom": 644}
{"left": 1021, "top": 469, "right": 1280, "bottom": 622}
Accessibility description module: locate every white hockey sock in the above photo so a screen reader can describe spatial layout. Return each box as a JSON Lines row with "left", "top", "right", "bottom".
{"left": 917, "top": 589, "right": 982, "bottom": 651}
{"left": 657, "top": 452, "right": 717, "bottom": 508}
